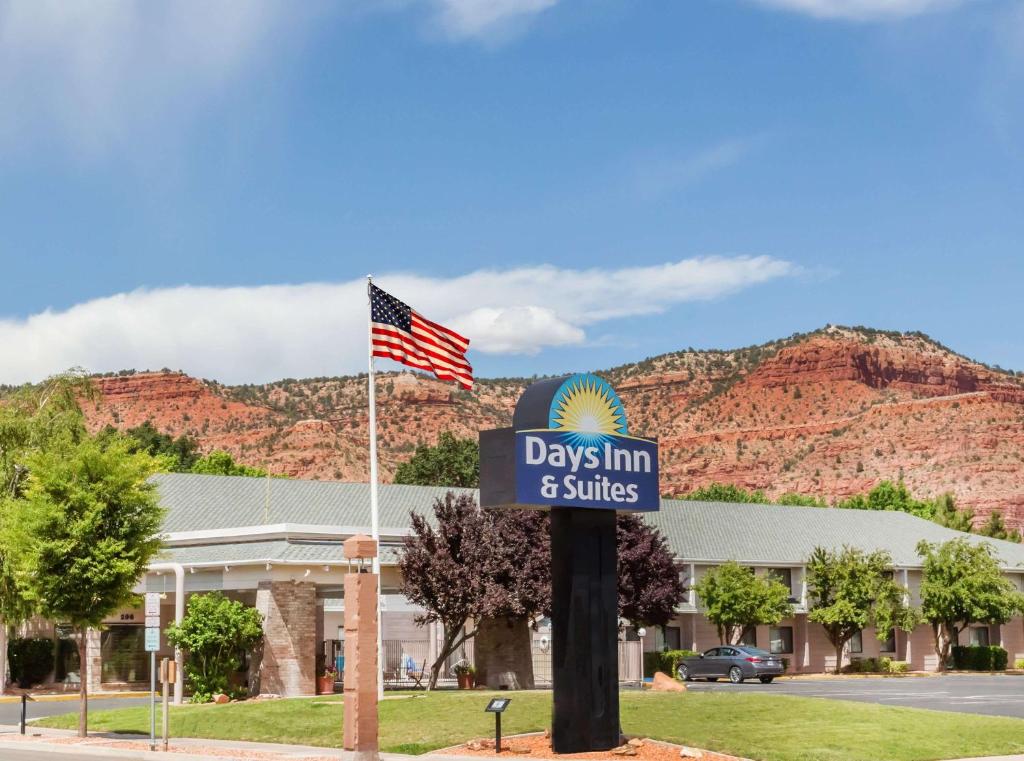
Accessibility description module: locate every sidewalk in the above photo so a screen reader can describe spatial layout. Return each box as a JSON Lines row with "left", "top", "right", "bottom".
{"left": 1, "top": 726, "right": 1021, "bottom": 761}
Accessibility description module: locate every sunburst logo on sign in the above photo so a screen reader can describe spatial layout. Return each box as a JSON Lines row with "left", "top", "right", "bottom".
{"left": 547, "top": 374, "right": 628, "bottom": 448}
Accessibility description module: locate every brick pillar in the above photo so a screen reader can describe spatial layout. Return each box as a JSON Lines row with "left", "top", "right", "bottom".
{"left": 256, "top": 581, "right": 317, "bottom": 696}
{"left": 85, "top": 628, "right": 102, "bottom": 693}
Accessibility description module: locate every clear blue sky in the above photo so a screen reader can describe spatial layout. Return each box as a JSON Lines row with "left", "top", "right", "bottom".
{"left": 1, "top": 0, "right": 1022, "bottom": 384}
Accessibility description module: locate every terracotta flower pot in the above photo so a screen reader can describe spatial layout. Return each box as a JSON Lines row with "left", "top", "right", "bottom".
{"left": 318, "top": 675, "right": 336, "bottom": 694}
{"left": 457, "top": 673, "right": 475, "bottom": 690}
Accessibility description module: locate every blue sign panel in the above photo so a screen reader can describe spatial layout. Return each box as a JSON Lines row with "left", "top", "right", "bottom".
{"left": 512, "top": 374, "right": 659, "bottom": 512}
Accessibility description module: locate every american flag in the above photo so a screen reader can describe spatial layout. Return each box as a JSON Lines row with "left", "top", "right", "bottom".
{"left": 370, "top": 283, "right": 473, "bottom": 390}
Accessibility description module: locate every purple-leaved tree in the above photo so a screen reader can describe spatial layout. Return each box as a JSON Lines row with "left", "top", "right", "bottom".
{"left": 401, "top": 492, "right": 686, "bottom": 690}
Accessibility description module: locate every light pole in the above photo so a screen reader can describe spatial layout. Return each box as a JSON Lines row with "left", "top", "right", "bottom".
{"left": 636, "top": 628, "right": 646, "bottom": 689}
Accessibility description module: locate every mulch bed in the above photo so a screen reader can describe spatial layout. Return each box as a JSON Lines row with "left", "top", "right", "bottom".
{"left": 432, "top": 732, "right": 749, "bottom": 761}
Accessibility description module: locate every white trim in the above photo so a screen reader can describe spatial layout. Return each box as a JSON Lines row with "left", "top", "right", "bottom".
{"left": 162, "top": 524, "right": 411, "bottom": 545}
{"left": 152, "top": 557, "right": 401, "bottom": 570}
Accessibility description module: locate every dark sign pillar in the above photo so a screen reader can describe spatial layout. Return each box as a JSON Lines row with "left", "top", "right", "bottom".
{"left": 550, "top": 507, "right": 619, "bottom": 752}
{"left": 480, "top": 373, "right": 659, "bottom": 754}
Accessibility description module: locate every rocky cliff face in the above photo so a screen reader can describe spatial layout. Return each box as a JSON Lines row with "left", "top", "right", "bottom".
{"left": 81, "top": 326, "right": 1024, "bottom": 528}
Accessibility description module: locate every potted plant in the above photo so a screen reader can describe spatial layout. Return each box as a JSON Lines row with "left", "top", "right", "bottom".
{"left": 452, "top": 660, "right": 475, "bottom": 690}
{"left": 318, "top": 664, "right": 338, "bottom": 695}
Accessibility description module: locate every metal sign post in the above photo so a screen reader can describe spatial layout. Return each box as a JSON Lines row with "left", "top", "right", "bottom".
{"left": 144, "top": 592, "right": 161, "bottom": 751}
{"left": 485, "top": 698, "right": 511, "bottom": 754}
{"left": 19, "top": 694, "right": 33, "bottom": 734}
{"left": 160, "top": 657, "right": 175, "bottom": 752}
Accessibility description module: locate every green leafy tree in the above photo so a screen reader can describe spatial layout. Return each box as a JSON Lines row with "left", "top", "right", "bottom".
{"left": 5, "top": 434, "right": 164, "bottom": 735}
{"left": 835, "top": 479, "right": 934, "bottom": 519}
{"left": 166, "top": 592, "right": 264, "bottom": 702}
{"left": 393, "top": 432, "right": 479, "bottom": 488}
{"left": 917, "top": 538, "right": 1023, "bottom": 671}
{"left": 0, "top": 371, "right": 95, "bottom": 637}
{"left": 806, "top": 546, "right": 917, "bottom": 674}
{"left": 0, "top": 370, "right": 93, "bottom": 498}
{"left": 680, "top": 483, "right": 767, "bottom": 504}
{"left": 99, "top": 421, "right": 199, "bottom": 473}
{"left": 977, "top": 511, "right": 1022, "bottom": 543}
{"left": 932, "top": 494, "right": 975, "bottom": 533}
{"left": 191, "top": 450, "right": 270, "bottom": 477}
{"left": 694, "top": 561, "right": 793, "bottom": 644}
{"left": 776, "top": 492, "right": 827, "bottom": 506}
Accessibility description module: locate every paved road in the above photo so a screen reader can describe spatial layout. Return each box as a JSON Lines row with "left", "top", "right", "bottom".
{"left": 685, "top": 674, "right": 1024, "bottom": 719}
{"left": 0, "top": 697, "right": 150, "bottom": 726}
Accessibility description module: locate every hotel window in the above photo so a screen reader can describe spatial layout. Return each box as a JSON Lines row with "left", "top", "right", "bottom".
{"left": 663, "top": 626, "right": 682, "bottom": 651}
{"left": 768, "top": 568, "right": 795, "bottom": 601}
{"left": 880, "top": 628, "right": 896, "bottom": 653}
{"left": 738, "top": 626, "right": 757, "bottom": 647}
{"left": 769, "top": 626, "right": 794, "bottom": 655}
{"left": 970, "top": 627, "right": 990, "bottom": 647}
{"left": 849, "top": 630, "right": 863, "bottom": 654}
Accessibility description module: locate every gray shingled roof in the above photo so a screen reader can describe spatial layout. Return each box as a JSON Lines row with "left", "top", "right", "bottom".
{"left": 153, "top": 473, "right": 470, "bottom": 534}
{"left": 647, "top": 500, "right": 1024, "bottom": 568}
{"left": 152, "top": 473, "right": 1024, "bottom": 570}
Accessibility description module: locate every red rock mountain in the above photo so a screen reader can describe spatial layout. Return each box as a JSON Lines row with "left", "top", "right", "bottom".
{"left": 81, "top": 326, "right": 1024, "bottom": 528}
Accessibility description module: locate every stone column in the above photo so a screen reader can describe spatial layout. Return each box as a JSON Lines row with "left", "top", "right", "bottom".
{"left": 85, "top": 628, "right": 102, "bottom": 694}
{"left": 343, "top": 535, "right": 379, "bottom": 761}
{"left": 256, "top": 581, "right": 317, "bottom": 696}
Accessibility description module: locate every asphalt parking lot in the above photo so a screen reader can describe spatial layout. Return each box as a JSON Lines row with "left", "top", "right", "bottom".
{"left": 685, "top": 674, "right": 1024, "bottom": 719}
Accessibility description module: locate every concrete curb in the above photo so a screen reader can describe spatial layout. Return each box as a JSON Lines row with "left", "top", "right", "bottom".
{"left": 0, "top": 692, "right": 147, "bottom": 704}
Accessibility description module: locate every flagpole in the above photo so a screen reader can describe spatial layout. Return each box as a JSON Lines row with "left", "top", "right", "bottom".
{"left": 366, "top": 275, "right": 384, "bottom": 701}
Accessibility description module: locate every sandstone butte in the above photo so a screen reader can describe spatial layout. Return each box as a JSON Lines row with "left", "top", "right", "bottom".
{"left": 76, "top": 325, "right": 1024, "bottom": 529}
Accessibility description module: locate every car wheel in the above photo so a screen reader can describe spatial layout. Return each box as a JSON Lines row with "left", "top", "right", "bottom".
{"left": 728, "top": 666, "right": 744, "bottom": 684}
{"left": 678, "top": 665, "right": 692, "bottom": 682}
{"left": 759, "top": 676, "right": 774, "bottom": 684}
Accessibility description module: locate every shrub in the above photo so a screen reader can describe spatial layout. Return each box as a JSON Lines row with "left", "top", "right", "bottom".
{"left": 1014, "top": 658, "right": 1024, "bottom": 670}
{"left": 951, "top": 645, "right": 1008, "bottom": 671}
{"left": 645, "top": 649, "right": 700, "bottom": 677}
{"left": 888, "top": 660, "right": 909, "bottom": 674}
{"left": 879, "top": 656, "right": 892, "bottom": 672}
{"left": 8, "top": 637, "right": 55, "bottom": 688}
{"left": 166, "top": 592, "right": 263, "bottom": 702}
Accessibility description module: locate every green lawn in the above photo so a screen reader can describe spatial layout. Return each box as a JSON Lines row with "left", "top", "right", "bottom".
{"left": 36, "top": 689, "right": 1024, "bottom": 761}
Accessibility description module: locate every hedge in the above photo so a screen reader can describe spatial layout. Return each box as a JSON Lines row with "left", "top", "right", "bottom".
{"left": 644, "top": 649, "right": 700, "bottom": 677}
{"left": 951, "top": 645, "right": 1008, "bottom": 671}
{"left": 844, "top": 656, "right": 909, "bottom": 674}
{"left": 7, "top": 637, "right": 55, "bottom": 688}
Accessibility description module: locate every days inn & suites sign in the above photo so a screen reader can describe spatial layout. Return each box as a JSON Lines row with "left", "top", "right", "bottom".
{"left": 481, "top": 373, "right": 659, "bottom": 512}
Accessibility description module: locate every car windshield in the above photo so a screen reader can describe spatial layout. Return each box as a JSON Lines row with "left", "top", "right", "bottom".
{"left": 741, "top": 647, "right": 772, "bottom": 657}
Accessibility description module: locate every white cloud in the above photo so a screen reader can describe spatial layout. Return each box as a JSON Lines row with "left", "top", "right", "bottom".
{"left": 0, "top": 0, "right": 561, "bottom": 159}
{"left": 432, "top": 0, "right": 560, "bottom": 40}
{"left": 0, "top": 256, "right": 797, "bottom": 384}
{"left": 0, "top": 1, "right": 324, "bottom": 159}
{"left": 747, "top": 0, "right": 972, "bottom": 21}
{"left": 631, "top": 137, "right": 765, "bottom": 200}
